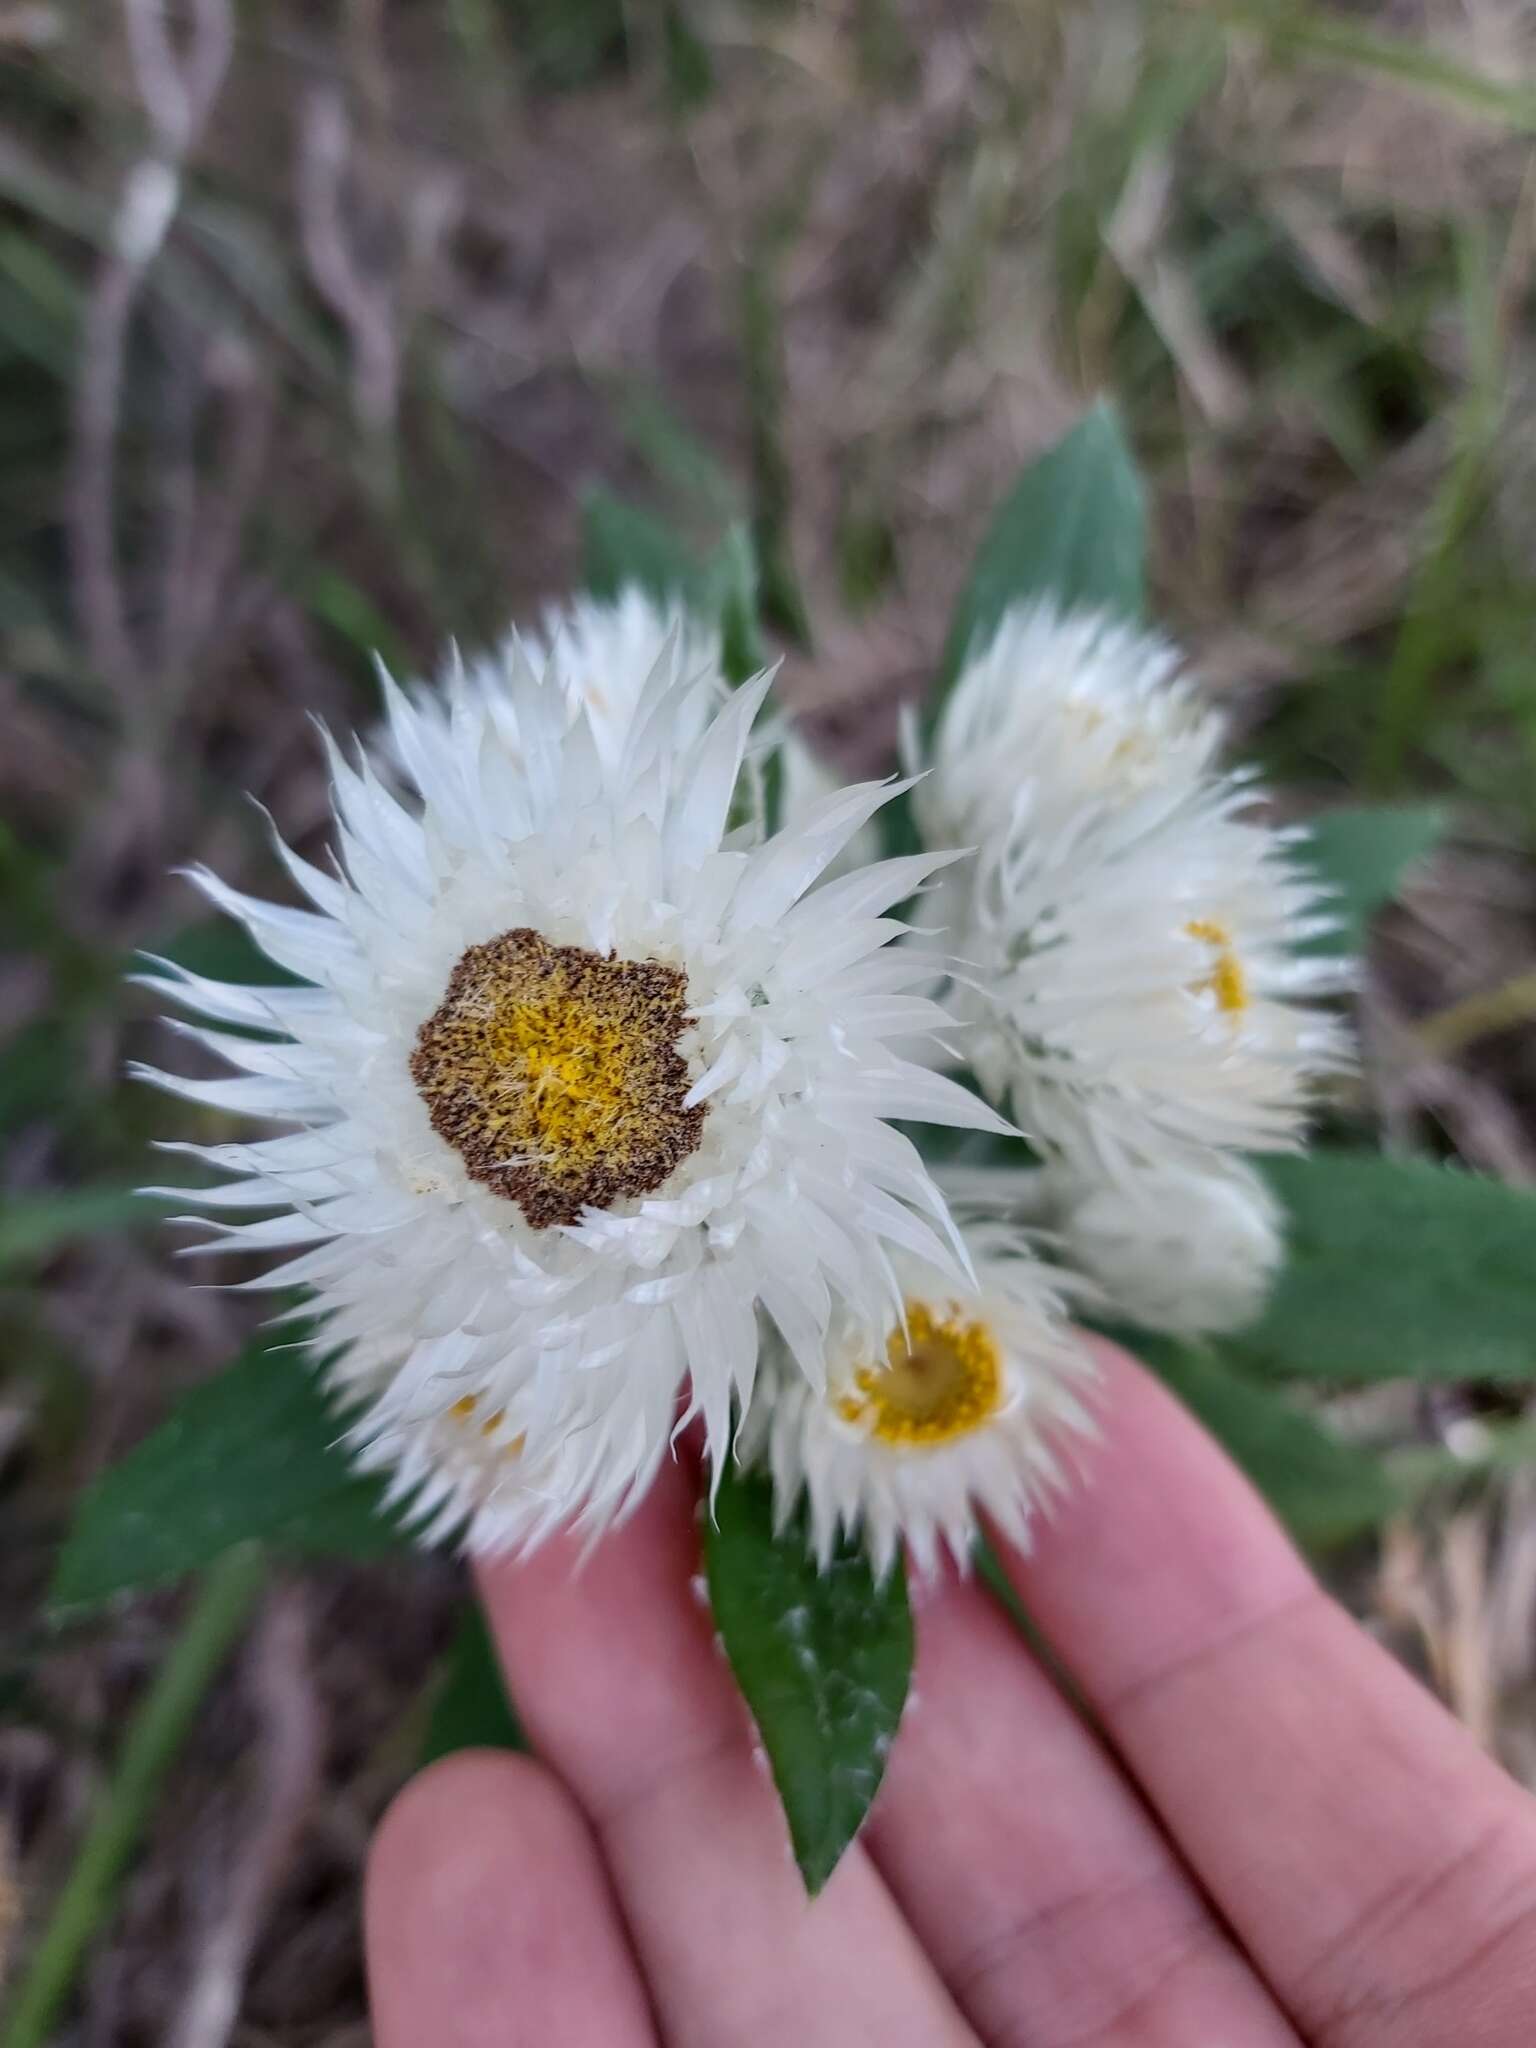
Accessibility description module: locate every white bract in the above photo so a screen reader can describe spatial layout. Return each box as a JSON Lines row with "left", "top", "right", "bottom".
{"left": 1047, "top": 1151, "right": 1285, "bottom": 1338}
{"left": 138, "top": 636, "right": 1010, "bottom": 1553}
{"left": 394, "top": 587, "right": 872, "bottom": 870}
{"left": 741, "top": 1224, "right": 1095, "bottom": 1579}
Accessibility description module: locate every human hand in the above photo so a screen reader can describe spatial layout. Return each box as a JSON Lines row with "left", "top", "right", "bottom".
{"left": 365, "top": 1342, "right": 1536, "bottom": 2046}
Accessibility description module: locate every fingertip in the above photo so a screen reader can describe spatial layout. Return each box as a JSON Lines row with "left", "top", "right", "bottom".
{"left": 367, "top": 1751, "right": 654, "bottom": 2048}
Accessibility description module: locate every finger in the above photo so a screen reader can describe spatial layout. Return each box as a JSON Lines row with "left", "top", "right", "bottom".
{"left": 366, "top": 1750, "right": 657, "bottom": 2048}
{"left": 866, "top": 1569, "right": 1304, "bottom": 2046}
{"left": 995, "top": 1340, "right": 1536, "bottom": 2048}
{"left": 478, "top": 1456, "right": 977, "bottom": 2048}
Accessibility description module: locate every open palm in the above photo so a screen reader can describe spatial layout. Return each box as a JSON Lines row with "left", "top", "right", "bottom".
{"left": 366, "top": 1343, "right": 1536, "bottom": 2046}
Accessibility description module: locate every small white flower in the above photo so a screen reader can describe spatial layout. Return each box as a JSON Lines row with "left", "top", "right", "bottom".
{"left": 391, "top": 590, "right": 866, "bottom": 868}
{"left": 912, "top": 606, "right": 1348, "bottom": 1170}
{"left": 741, "top": 1225, "right": 1096, "bottom": 1578}
{"left": 139, "top": 636, "right": 1010, "bottom": 1554}
{"left": 930, "top": 772, "right": 1350, "bottom": 1171}
{"left": 516, "top": 587, "right": 722, "bottom": 768}
{"left": 916, "top": 599, "right": 1223, "bottom": 847}
{"left": 393, "top": 588, "right": 723, "bottom": 781}
{"left": 1048, "top": 1151, "right": 1284, "bottom": 1337}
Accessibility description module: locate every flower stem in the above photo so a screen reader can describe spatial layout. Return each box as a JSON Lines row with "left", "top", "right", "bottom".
{"left": 3, "top": 1546, "right": 267, "bottom": 2048}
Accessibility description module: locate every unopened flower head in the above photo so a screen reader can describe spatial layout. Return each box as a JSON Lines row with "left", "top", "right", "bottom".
{"left": 741, "top": 1222, "right": 1095, "bottom": 1579}
{"left": 1049, "top": 1151, "right": 1284, "bottom": 1338}
{"left": 138, "top": 639, "right": 1009, "bottom": 1554}
{"left": 925, "top": 768, "right": 1349, "bottom": 1172}
{"left": 916, "top": 599, "right": 1223, "bottom": 848}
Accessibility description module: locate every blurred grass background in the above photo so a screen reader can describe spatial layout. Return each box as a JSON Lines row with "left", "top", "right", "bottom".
{"left": 3, "top": 0, "right": 1536, "bottom": 2037}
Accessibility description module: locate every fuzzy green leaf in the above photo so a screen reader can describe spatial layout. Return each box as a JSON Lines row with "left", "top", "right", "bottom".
{"left": 50, "top": 1335, "right": 407, "bottom": 1614}
{"left": 422, "top": 1607, "right": 527, "bottom": 1764}
{"left": 1236, "top": 1152, "right": 1536, "bottom": 1385}
{"left": 936, "top": 401, "right": 1145, "bottom": 707}
{"left": 705, "top": 1466, "right": 911, "bottom": 1893}
{"left": 1297, "top": 803, "right": 1447, "bottom": 953}
{"left": 1142, "top": 1338, "right": 1401, "bottom": 1546}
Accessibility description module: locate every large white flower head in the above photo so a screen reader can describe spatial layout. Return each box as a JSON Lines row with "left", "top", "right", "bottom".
{"left": 139, "top": 636, "right": 1010, "bottom": 1554}
{"left": 1047, "top": 1151, "right": 1284, "bottom": 1338}
{"left": 740, "top": 1213, "right": 1096, "bottom": 1579}
{"left": 916, "top": 599, "right": 1224, "bottom": 848}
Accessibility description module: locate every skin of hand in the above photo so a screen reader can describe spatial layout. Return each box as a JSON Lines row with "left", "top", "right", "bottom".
{"left": 365, "top": 1341, "right": 1536, "bottom": 2047}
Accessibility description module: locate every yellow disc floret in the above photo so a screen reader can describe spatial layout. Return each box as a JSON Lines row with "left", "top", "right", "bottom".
{"left": 410, "top": 927, "right": 705, "bottom": 1228}
{"left": 838, "top": 1300, "right": 1004, "bottom": 1448}
{"left": 1184, "top": 917, "right": 1249, "bottom": 1017}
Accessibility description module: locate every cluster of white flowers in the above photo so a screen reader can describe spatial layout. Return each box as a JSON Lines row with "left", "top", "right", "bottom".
{"left": 142, "top": 587, "right": 1347, "bottom": 1574}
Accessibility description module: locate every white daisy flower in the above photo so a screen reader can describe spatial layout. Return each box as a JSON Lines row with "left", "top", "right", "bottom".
{"left": 924, "top": 770, "right": 1350, "bottom": 1172}
{"left": 740, "top": 1225, "right": 1096, "bottom": 1578}
{"left": 1047, "top": 1151, "right": 1284, "bottom": 1338}
{"left": 915, "top": 599, "right": 1223, "bottom": 848}
{"left": 138, "top": 636, "right": 1008, "bottom": 1554}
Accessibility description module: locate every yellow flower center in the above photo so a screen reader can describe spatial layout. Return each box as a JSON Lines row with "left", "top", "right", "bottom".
{"left": 1184, "top": 918, "right": 1249, "bottom": 1017}
{"left": 837, "top": 1301, "right": 1004, "bottom": 1447}
{"left": 410, "top": 927, "right": 706, "bottom": 1228}
{"left": 446, "top": 1393, "right": 526, "bottom": 1459}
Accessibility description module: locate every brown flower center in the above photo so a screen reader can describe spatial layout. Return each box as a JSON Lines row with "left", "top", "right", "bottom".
{"left": 409, "top": 927, "right": 706, "bottom": 1229}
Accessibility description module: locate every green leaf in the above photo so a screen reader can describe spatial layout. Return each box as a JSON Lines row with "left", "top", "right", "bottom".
{"left": 707, "top": 522, "right": 767, "bottom": 684}
{"left": 581, "top": 491, "right": 766, "bottom": 684}
{"left": 0, "top": 1188, "right": 165, "bottom": 1273}
{"left": 705, "top": 1466, "right": 911, "bottom": 1893}
{"left": 50, "top": 1334, "right": 408, "bottom": 1614}
{"left": 150, "top": 917, "right": 305, "bottom": 989}
{"left": 1236, "top": 1152, "right": 1536, "bottom": 1386}
{"left": 581, "top": 488, "right": 702, "bottom": 607}
{"left": 1296, "top": 804, "right": 1447, "bottom": 953}
{"left": 422, "top": 1607, "right": 527, "bottom": 1764}
{"left": 936, "top": 401, "right": 1145, "bottom": 706}
{"left": 1141, "top": 1337, "right": 1400, "bottom": 1547}
{"left": 662, "top": 0, "right": 713, "bottom": 109}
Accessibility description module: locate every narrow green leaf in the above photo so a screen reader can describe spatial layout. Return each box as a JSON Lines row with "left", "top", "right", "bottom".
{"left": 581, "top": 492, "right": 767, "bottom": 685}
{"left": 581, "top": 488, "right": 702, "bottom": 607}
{"left": 1236, "top": 1152, "right": 1536, "bottom": 1386}
{"left": 936, "top": 401, "right": 1145, "bottom": 708}
{"left": 422, "top": 1607, "right": 527, "bottom": 1764}
{"left": 1140, "top": 1337, "right": 1400, "bottom": 1547}
{"left": 705, "top": 1466, "right": 911, "bottom": 1893}
{"left": 706, "top": 522, "right": 767, "bottom": 683}
{"left": 1297, "top": 804, "right": 1447, "bottom": 953}
{"left": 50, "top": 1334, "right": 407, "bottom": 1613}
{"left": 0, "top": 1188, "right": 165, "bottom": 1272}
{"left": 662, "top": 0, "right": 713, "bottom": 109}
{"left": 1212, "top": 3, "right": 1536, "bottom": 133}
